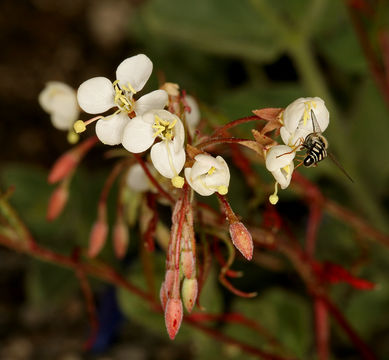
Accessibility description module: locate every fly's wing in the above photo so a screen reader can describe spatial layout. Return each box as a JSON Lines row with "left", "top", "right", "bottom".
{"left": 328, "top": 152, "right": 354, "bottom": 183}
{"left": 310, "top": 109, "right": 322, "bottom": 134}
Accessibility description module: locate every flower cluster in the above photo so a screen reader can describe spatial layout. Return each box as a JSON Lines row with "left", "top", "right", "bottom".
{"left": 265, "top": 97, "right": 329, "bottom": 204}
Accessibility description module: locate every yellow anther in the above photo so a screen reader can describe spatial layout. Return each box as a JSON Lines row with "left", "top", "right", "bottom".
{"left": 172, "top": 176, "right": 185, "bottom": 188}
{"left": 303, "top": 109, "right": 309, "bottom": 126}
{"left": 269, "top": 182, "right": 279, "bottom": 205}
{"left": 74, "top": 120, "right": 86, "bottom": 133}
{"left": 165, "top": 132, "right": 173, "bottom": 141}
{"left": 217, "top": 185, "right": 228, "bottom": 195}
{"left": 127, "top": 82, "right": 137, "bottom": 94}
{"left": 282, "top": 165, "right": 290, "bottom": 174}
{"left": 153, "top": 128, "right": 164, "bottom": 138}
{"left": 67, "top": 130, "right": 79, "bottom": 144}
{"left": 207, "top": 166, "right": 216, "bottom": 175}
{"left": 168, "top": 119, "right": 177, "bottom": 129}
{"left": 269, "top": 194, "right": 279, "bottom": 205}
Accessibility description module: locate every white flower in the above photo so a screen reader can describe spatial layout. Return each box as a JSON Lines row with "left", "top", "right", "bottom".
{"left": 265, "top": 145, "right": 295, "bottom": 189}
{"left": 184, "top": 154, "right": 230, "bottom": 196}
{"left": 126, "top": 163, "right": 153, "bottom": 192}
{"left": 76, "top": 54, "right": 168, "bottom": 145}
{"left": 280, "top": 97, "right": 329, "bottom": 148}
{"left": 184, "top": 95, "right": 200, "bottom": 135}
{"left": 122, "top": 110, "right": 186, "bottom": 183}
{"left": 39, "top": 82, "right": 79, "bottom": 131}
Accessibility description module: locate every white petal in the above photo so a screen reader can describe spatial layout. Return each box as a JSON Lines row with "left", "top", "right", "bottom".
{"left": 185, "top": 95, "right": 200, "bottom": 131}
{"left": 150, "top": 141, "right": 186, "bottom": 179}
{"left": 126, "top": 164, "right": 151, "bottom": 192}
{"left": 51, "top": 112, "right": 76, "bottom": 131}
{"left": 95, "top": 112, "right": 129, "bottom": 145}
{"left": 77, "top": 77, "right": 115, "bottom": 114}
{"left": 122, "top": 116, "right": 155, "bottom": 153}
{"left": 134, "top": 90, "right": 168, "bottom": 115}
{"left": 265, "top": 145, "right": 295, "bottom": 172}
{"left": 116, "top": 54, "right": 153, "bottom": 93}
{"left": 184, "top": 168, "right": 214, "bottom": 196}
{"left": 272, "top": 160, "right": 294, "bottom": 189}
{"left": 39, "top": 81, "right": 77, "bottom": 113}
{"left": 280, "top": 126, "right": 292, "bottom": 145}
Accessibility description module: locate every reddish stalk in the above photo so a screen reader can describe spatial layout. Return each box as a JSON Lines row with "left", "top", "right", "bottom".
{"left": 133, "top": 153, "right": 174, "bottom": 203}
{"left": 315, "top": 298, "right": 329, "bottom": 360}
{"left": 210, "top": 115, "right": 260, "bottom": 137}
{"left": 196, "top": 137, "right": 251, "bottom": 150}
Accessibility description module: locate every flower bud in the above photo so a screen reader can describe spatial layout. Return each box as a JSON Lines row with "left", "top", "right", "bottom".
{"left": 113, "top": 219, "right": 129, "bottom": 259}
{"left": 164, "top": 269, "right": 175, "bottom": 299}
{"left": 88, "top": 219, "right": 108, "bottom": 258}
{"left": 182, "top": 278, "right": 198, "bottom": 313}
{"left": 229, "top": 222, "right": 253, "bottom": 260}
{"left": 46, "top": 183, "right": 69, "bottom": 221}
{"left": 48, "top": 152, "right": 78, "bottom": 184}
{"left": 180, "top": 250, "right": 195, "bottom": 279}
{"left": 164, "top": 298, "right": 183, "bottom": 340}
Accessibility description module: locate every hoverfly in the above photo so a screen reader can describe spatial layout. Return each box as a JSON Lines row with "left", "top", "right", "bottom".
{"left": 301, "top": 110, "right": 354, "bottom": 182}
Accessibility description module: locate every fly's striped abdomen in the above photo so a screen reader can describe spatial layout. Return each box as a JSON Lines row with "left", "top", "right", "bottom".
{"left": 303, "top": 138, "right": 327, "bottom": 167}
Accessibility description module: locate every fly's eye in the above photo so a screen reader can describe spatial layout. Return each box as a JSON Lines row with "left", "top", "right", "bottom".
{"left": 304, "top": 157, "right": 314, "bottom": 167}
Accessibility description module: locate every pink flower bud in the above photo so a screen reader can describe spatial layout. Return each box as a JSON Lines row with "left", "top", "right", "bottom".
{"left": 88, "top": 219, "right": 108, "bottom": 258}
{"left": 182, "top": 278, "right": 198, "bottom": 313}
{"left": 46, "top": 184, "right": 68, "bottom": 221}
{"left": 48, "top": 152, "right": 78, "bottom": 184}
{"left": 160, "top": 282, "right": 167, "bottom": 310}
{"left": 164, "top": 298, "right": 183, "bottom": 340}
{"left": 180, "top": 250, "right": 195, "bottom": 279}
{"left": 229, "top": 222, "right": 253, "bottom": 260}
{"left": 113, "top": 220, "right": 129, "bottom": 259}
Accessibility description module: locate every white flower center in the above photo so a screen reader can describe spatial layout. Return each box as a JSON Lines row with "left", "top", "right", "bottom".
{"left": 113, "top": 80, "right": 135, "bottom": 113}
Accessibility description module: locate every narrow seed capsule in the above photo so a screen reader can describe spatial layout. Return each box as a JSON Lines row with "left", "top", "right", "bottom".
{"left": 229, "top": 222, "right": 253, "bottom": 260}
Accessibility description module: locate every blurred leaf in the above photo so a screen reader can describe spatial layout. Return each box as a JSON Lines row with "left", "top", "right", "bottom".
{"left": 26, "top": 259, "right": 78, "bottom": 306}
{"left": 138, "top": 0, "right": 283, "bottom": 62}
{"left": 226, "top": 288, "right": 312, "bottom": 358}
{"left": 349, "top": 79, "right": 389, "bottom": 195}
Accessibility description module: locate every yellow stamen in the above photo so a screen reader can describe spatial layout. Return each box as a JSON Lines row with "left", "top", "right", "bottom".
{"left": 67, "top": 130, "right": 79, "bottom": 144}
{"left": 282, "top": 165, "right": 290, "bottom": 174}
{"left": 74, "top": 120, "right": 86, "bottom": 133}
{"left": 217, "top": 185, "right": 228, "bottom": 195}
{"left": 208, "top": 166, "right": 216, "bottom": 175}
{"left": 269, "top": 182, "right": 279, "bottom": 205}
{"left": 172, "top": 176, "right": 184, "bottom": 188}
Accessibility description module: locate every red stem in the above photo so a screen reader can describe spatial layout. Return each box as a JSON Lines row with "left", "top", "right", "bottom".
{"left": 315, "top": 298, "right": 329, "bottom": 360}
{"left": 196, "top": 137, "right": 251, "bottom": 150}
{"left": 210, "top": 115, "right": 260, "bottom": 137}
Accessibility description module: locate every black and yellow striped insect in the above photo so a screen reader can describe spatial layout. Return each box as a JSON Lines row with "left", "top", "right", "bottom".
{"left": 302, "top": 110, "right": 353, "bottom": 182}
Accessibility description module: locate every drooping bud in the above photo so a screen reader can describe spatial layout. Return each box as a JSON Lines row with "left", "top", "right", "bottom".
{"left": 46, "top": 183, "right": 69, "bottom": 221}
{"left": 113, "top": 219, "right": 129, "bottom": 259}
{"left": 182, "top": 278, "right": 198, "bottom": 313}
{"left": 48, "top": 152, "right": 78, "bottom": 184}
{"left": 164, "top": 269, "right": 175, "bottom": 299}
{"left": 164, "top": 298, "right": 183, "bottom": 340}
{"left": 88, "top": 218, "right": 108, "bottom": 258}
{"left": 229, "top": 222, "right": 253, "bottom": 260}
{"left": 180, "top": 250, "right": 195, "bottom": 279}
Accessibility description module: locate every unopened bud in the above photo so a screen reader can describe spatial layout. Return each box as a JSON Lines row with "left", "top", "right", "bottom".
{"left": 229, "top": 222, "right": 253, "bottom": 260}
{"left": 113, "top": 220, "right": 129, "bottom": 259}
{"left": 88, "top": 219, "right": 108, "bottom": 258}
{"left": 48, "top": 152, "right": 78, "bottom": 184}
{"left": 46, "top": 184, "right": 68, "bottom": 221}
{"left": 164, "top": 298, "right": 183, "bottom": 340}
{"left": 180, "top": 250, "right": 195, "bottom": 279}
{"left": 182, "top": 278, "right": 198, "bottom": 313}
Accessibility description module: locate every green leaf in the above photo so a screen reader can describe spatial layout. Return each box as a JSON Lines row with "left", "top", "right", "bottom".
{"left": 138, "top": 0, "right": 283, "bottom": 62}
{"left": 226, "top": 288, "right": 312, "bottom": 358}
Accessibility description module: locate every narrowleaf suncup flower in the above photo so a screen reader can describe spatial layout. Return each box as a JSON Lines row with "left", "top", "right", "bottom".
{"left": 75, "top": 54, "right": 168, "bottom": 145}
{"left": 184, "top": 154, "right": 230, "bottom": 196}
{"left": 122, "top": 109, "right": 186, "bottom": 187}
{"left": 39, "top": 81, "right": 79, "bottom": 131}
{"left": 265, "top": 145, "right": 295, "bottom": 204}
{"left": 280, "top": 97, "right": 329, "bottom": 148}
